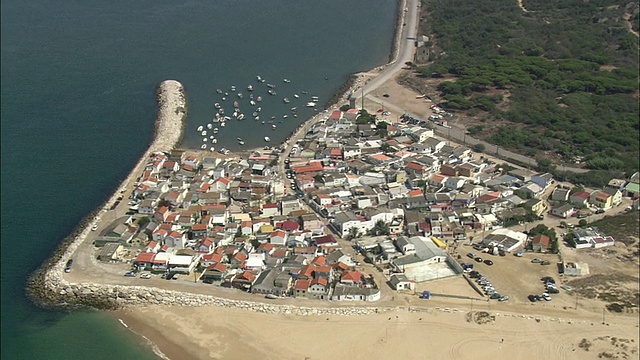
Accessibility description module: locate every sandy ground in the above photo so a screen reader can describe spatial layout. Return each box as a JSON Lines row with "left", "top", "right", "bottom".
{"left": 115, "top": 304, "right": 639, "bottom": 360}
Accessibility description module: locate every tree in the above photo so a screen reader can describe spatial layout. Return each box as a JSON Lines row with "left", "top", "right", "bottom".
{"left": 346, "top": 227, "right": 360, "bottom": 241}
{"left": 339, "top": 104, "right": 350, "bottom": 112}
{"left": 368, "top": 220, "right": 390, "bottom": 236}
{"left": 472, "top": 143, "right": 486, "bottom": 153}
{"left": 578, "top": 219, "right": 588, "bottom": 227}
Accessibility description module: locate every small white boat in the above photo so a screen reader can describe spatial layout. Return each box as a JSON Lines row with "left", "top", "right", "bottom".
{"left": 238, "top": 92, "right": 243, "bottom": 98}
{"left": 210, "top": 147, "right": 215, "bottom": 152}
{"left": 261, "top": 121, "right": 265, "bottom": 124}
{"left": 291, "top": 107, "right": 297, "bottom": 111}
{"left": 207, "top": 123, "right": 213, "bottom": 129}
{"left": 232, "top": 111, "right": 238, "bottom": 117}
{"left": 255, "top": 116, "right": 260, "bottom": 121}
{"left": 218, "top": 108, "right": 224, "bottom": 114}
{"left": 201, "top": 130, "right": 207, "bottom": 136}
{"left": 213, "top": 128, "right": 219, "bottom": 134}
{"left": 197, "top": 125, "right": 204, "bottom": 132}
{"left": 224, "top": 116, "right": 231, "bottom": 121}
{"left": 230, "top": 85, "right": 236, "bottom": 92}
{"left": 212, "top": 138, "right": 217, "bottom": 144}
{"left": 224, "top": 92, "right": 229, "bottom": 96}
{"left": 237, "top": 114, "right": 245, "bottom": 120}
{"left": 264, "top": 136, "right": 270, "bottom": 142}
{"left": 256, "top": 75, "right": 262, "bottom": 82}
{"left": 220, "top": 122, "right": 226, "bottom": 127}
{"left": 222, "top": 96, "right": 226, "bottom": 101}
{"left": 202, "top": 137, "right": 208, "bottom": 142}
{"left": 209, "top": 135, "right": 214, "bottom": 139}
{"left": 293, "top": 94, "right": 299, "bottom": 98}
{"left": 283, "top": 79, "right": 291, "bottom": 83}
{"left": 238, "top": 140, "right": 245, "bottom": 145}
{"left": 312, "top": 96, "right": 319, "bottom": 101}
{"left": 257, "top": 96, "right": 262, "bottom": 102}
{"left": 267, "top": 83, "right": 276, "bottom": 88}
{"left": 306, "top": 102, "right": 316, "bottom": 107}
{"left": 268, "top": 89, "right": 276, "bottom": 96}
{"left": 283, "top": 115, "right": 288, "bottom": 119}
{"left": 293, "top": 114, "right": 298, "bottom": 118}
{"left": 247, "top": 85, "right": 253, "bottom": 91}
{"left": 200, "top": 144, "right": 207, "bottom": 149}
{"left": 256, "top": 107, "right": 262, "bottom": 112}
{"left": 216, "top": 88, "right": 222, "bottom": 94}
{"left": 249, "top": 93, "right": 254, "bottom": 99}
{"left": 237, "top": 137, "right": 242, "bottom": 141}
{"left": 272, "top": 124, "right": 277, "bottom": 129}
{"left": 253, "top": 112, "right": 258, "bottom": 117}
{"left": 250, "top": 100, "right": 256, "bottom": 106}
{"left": 283, "top": 97, "right": 290, "bottom": 103}
{"left": 214, "top": 102, "right": 221, "bottom": 109}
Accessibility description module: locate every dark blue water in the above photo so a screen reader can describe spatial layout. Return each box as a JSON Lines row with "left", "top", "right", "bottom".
{"left": 1, "top": 0, "right": 396, "bottom": 358}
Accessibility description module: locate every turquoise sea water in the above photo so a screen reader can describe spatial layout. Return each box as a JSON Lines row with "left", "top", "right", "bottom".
{"left": 1, "top": 0, "right": 396, "bottom": 358}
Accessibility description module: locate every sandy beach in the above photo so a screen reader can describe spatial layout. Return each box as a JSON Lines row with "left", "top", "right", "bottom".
{"left": 115, "top": 304, "right": 639, "bottom": 360}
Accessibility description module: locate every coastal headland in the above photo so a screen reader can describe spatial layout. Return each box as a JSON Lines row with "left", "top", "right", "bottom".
{"left": 24, "top": 1, "right": 638, "bottom": 359}
{"left": 26, "top": 80, "right": 187, "bottom": 309}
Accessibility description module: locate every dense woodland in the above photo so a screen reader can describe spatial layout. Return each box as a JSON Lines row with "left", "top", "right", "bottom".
{"left": 418, "top": 0, "right": 639, "bottom": 175}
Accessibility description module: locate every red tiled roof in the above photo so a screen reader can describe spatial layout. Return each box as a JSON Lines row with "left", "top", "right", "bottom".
{"left": 277, "top": 221, "right": 300, "bottom": 231}
{"left": 294, "top": 162, "right": 324, "bottom": 174}
{"left": 341, "top": 271, "right": 363, "bottom": 283}
{"left": 311, "top": 255, "right": 327, "bottom": 265}
{"left": 207, "top": 262, "right": 227, "bottom": 272}
{"left": 294, "top": 279, "right": 311, "bottom": 290}
{"left": 314, "top": 234, "right": 337, "bottom": 245}
{"left": 135, "top": 252, "right": 155, "bottom": 263}
{"left": 310, "top": 277, "right": 328, "bottom": 286}
{"left": 408, "top": 189, "right": 423, "bottom": 197}
{"left": 192, "top": 223, "right": 207, "bottom": 231}
{"left": 532, "top": 234, "right": 550, "bottom": 246}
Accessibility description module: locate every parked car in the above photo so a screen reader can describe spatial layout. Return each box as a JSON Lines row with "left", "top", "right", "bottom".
{"left": 474, "top": 257, "right": 483, "bottom": 263}
{"left": 140, "top": 273, "right": 151, "bottom": 279}
{"left": 528, "top": 294, "right": 538, "bottom": 302}
{"left": 484, "top": 259, "right": 494, "bottom": 266}
{"left": 541, "top": 276, "right": 555, "bottom": 283}
{"left": 124, "top": 271, "right": 137, "bottom": 277}
{"left": 499, "top": 295, "right": 510, "bottom": 302}
{"left": 595, "top": 209, "right": 605, "bottom": 214}
{"left": 547, "top": 287, "right": 560, "bottom": 294}
{"left": 489, "top": 293, "right": 502, "bottom": 300}
{"left": 531, "top": 258, "right": 543, "bottom": 263}
{"left": 91, "top": 224, "right": 99, "bottom": 231}
{"left": 467, "top": 252, "right": 476, "bottom": 259}
{"left": 541, "top": 293, "right": 552, "bottom": 301}
{"left": 540, "top": 261, "right": 551, "bottom": 266}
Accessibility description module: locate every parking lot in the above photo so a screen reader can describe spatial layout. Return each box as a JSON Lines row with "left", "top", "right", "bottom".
{"left": 451, "top": 243, "right": 576, "bottom": 307}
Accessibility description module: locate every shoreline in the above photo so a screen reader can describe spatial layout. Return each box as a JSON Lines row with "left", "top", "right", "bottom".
{"left": 26, "top": 80, "right": 187, "bottom": 310}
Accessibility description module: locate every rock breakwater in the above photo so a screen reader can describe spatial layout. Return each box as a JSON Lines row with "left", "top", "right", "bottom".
{"left": 26, "top": 80, "right": 187, "bottom": 310}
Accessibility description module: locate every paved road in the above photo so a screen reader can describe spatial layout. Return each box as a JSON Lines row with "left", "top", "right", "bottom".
{"left": 366, "top": 93, "right": 589, "bottom": 173}
{"left": 360, "top": 0, "right": 419, "bottom": 98}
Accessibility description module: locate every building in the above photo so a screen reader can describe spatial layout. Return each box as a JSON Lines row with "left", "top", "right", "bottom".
{"left": 551, "top": 203, "right": 576, "bottom": 218}
{"left": 531, "top": 234, "right": 550, "bottom": 253}
{"left": 562, "top": 262, "right": 589, "bottom": 276}
{"left": 389, "top": 273, "right": 416, "bottom": 291}
{"left": 390, "top": 236, "right": 457, "bottom": 282}
{"left": 331, "top": 284, "right": 381, "bottom": 302}
{"left": 481, "top": 228, "right": 527, "bottom": 252}
{"left": 97, "top": 242, "right": 124, "bottom": 262}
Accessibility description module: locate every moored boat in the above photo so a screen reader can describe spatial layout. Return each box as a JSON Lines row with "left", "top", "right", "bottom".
{"left": 267, "top": 83, "right": 276, "bottom": 88}
{"left": 197, "top": 125, "right": 204, "bottom": 132}
{"left": 247, "top": 84, "right": 253, "bottom": 91}
{"left": 283, "top": 97, "right": 290, "bottom": 103}
{"left": 257, "top": 96, "right": 262, "bottom": 102}
{"left": 268, "top": 89, "right": 276, "bottom": 96}
{"left": 207, "top": 123, "right": 213, "bottom": 129}
{"left": 283, "top": 78, "right": 290, "bottom": 83}
{"left": 264, "top": 136, "right": 270, "bottom": 142}
{"left": 306, "top": 102, "right": 316, "bottom": 107}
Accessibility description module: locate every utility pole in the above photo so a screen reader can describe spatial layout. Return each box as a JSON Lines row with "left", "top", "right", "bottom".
{"left": 361, "top": 87, "right": 364, "bottom": 110}
{"left": 602, "top": 308, "right": 605, "bottom": 324}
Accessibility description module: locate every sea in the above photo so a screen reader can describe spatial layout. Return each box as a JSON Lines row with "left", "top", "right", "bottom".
{"left": 0, "top": 0, "right": 397, "bottom": 358}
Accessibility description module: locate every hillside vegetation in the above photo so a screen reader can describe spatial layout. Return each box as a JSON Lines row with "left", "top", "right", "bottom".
{"left": 418, "top": 0, "right": 639, "bottom": 174}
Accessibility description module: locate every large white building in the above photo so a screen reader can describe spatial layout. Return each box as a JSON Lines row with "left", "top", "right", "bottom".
{"left": 481, "top": 228, "right": 527, "bottom": 252}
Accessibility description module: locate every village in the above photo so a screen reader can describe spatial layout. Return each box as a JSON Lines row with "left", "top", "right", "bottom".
{"left": 85, "top": 103, "right": 640, "bottom": 305}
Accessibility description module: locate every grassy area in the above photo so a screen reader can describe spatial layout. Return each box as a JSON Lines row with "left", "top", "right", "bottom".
{"left": 589, "top": 211, "right": 640, "bottom": 246}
